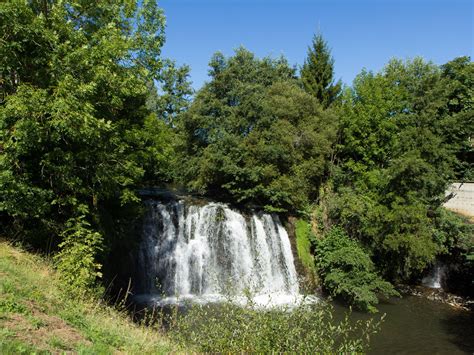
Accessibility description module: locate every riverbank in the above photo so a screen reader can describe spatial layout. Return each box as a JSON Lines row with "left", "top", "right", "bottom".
{"left": 0, "top": 240, "right": 173, "bottom": 354}
{"left": 398, "top": 285, "right": 474, "bottom": 311}
{"left": 0, "top": 239, "right": 378, "bottom": 354}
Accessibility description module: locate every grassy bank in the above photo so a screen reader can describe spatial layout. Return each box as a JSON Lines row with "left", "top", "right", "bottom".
{"left": 0, "top": 240, "right": 173, "bottom": 354}
{"left": 0, "top": 239, "right": 382, "bottom": 353}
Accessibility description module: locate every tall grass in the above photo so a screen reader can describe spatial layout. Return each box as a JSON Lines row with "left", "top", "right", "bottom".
{"left": 167, "top": 295, "right": 382, "bottom": 353}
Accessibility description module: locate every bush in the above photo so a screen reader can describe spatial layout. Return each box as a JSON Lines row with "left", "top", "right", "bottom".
{"left": 433, "top": 208, "right": 473, "bottom": 258}
{"left": 315, "top": 227, "right": 399, "bottom": 313}
{"left": 54, "top": 216, "right": 103, "bottom": 295}
{"left": 432, "top": 208, "right": 474, "bottom": 296}
{"left": 169, "top": 299, "right": 382, "bottom": 353}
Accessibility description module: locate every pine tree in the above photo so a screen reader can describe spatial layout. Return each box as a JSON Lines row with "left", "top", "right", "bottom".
{"left": 301, "top": 34, "right": 342, "bottom": 108}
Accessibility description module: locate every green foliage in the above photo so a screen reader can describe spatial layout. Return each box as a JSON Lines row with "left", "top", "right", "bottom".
{"left": 301, "top": 33, "right": 342, "bottom": 108}
{"left": 170, "top": 299, "right": 381, "bottom": 353}
{"left": 432, "top": 208, "right": 474, "bottom": 257}
{"left": 129, "top": 113, "right": 178, "bottom": 184}
{"left": 0, "top": 297, "right": 28, "bottom": 316}
{"left": 432, "top": 209, "right": 474, "bottom": 295}
{"left": 54, "top": 215, "right": 104, "bottom": 294}
{"left": 0, "top": 335, "right": 47, "bottom": 355}
{"left": 329, "top": 186, "right": 439, "bottom": 280}
{"left": 178, "top": 48, "right": 337, "bottom": 211}
{"left": 0, "top": 0, "right": 471, "bottom": 314}
{"left": 295, "top": 219, "right": 316, "bottom": 270}
{"left": 315, "top": 227, "right": 399, "bottom": 313}
{"left": 0, "top": 0, "right": 181, "bottom": 290}
{"left": 147, "top": 61, "right": 194, "bottom": 126}
{"left": 439, "top": 57, "right": 474, "bottom": 180}
{"left": 331, "top": 57, "right": 473, "bottom": 281}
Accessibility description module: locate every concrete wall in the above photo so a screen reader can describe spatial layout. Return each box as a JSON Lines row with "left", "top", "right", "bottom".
{"left": 443, "top": 183, "right": 474, "bottom": 217}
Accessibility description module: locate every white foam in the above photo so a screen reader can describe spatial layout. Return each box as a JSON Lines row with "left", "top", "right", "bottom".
{"left": 134, "top": 292, "right": 319, "bottom": 309}
{"left": 137, "top": 200, "right": 313, "bottom": 309}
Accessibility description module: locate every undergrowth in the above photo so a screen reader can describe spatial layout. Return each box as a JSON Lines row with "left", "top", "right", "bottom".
{"left": 295, "top": 219, "right": 316, "bottom": 270}
{"left": 168, "top": 297, "right": 383, "bottom": 353}
{"left": 0, "top": 238, "right": 383, "bottom": 354}
{"left": 314, "top": 227, "right": 400, "bottom": 313}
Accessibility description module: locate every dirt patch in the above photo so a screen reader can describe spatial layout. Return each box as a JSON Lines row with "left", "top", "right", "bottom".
{"left": 1, "top": 300, "right": 91, "bottom": 353}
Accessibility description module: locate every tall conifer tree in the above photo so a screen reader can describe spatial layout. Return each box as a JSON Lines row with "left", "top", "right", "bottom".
{"left": 301, "top": 34, "right": 341, "bottom": 108}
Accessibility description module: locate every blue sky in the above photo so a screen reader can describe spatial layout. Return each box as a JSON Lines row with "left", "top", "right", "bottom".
{"left": 159, "top": 0, "right": 473, "bottom": 89}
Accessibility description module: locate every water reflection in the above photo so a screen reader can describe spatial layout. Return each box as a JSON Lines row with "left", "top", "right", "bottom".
{"left": 333, "top": 295, "right": 473, "bottom": 354}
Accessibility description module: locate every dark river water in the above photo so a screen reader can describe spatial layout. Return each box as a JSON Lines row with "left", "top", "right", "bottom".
{"left": 334, "top": 295, "right": 474, "bottom": 354}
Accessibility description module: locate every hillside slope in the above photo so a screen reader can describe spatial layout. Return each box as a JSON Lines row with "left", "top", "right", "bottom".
{"left": 0, "top": 240, "right": 173, "bottom": 354}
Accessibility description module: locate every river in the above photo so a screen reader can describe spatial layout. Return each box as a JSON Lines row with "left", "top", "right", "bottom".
{"left": 334, "top": 295, "right": 473, "bottom": 354}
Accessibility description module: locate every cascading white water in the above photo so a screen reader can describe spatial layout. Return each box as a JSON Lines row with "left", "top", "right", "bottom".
{"left": 421, "top": 263, "right": 447, "bottom": 289}
{"left": 136, "top": 200, "right": 305, "bottom": 307}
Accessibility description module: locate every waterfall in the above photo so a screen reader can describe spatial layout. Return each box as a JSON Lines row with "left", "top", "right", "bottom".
{"left": 136, "top": 199, "right": 306, "bottom": 307}
{"left": 422, "top": 263, "right": 447, "bottom": 289}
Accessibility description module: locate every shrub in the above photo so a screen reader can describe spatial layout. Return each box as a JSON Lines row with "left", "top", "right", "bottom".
{"left": 315, "top": 227, "right": 399, "bottom": 313}
{"left": 433, "top": 208, "right": 473, "bottom": 258}
{"left": 54, "top": 216, "right": 103, "bottom": 295}
{"left": 432, "top": 208, "right": 474, "bottom": 296}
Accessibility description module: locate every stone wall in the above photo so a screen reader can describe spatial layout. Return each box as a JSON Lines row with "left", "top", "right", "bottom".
{"left": 443, "top": 183, "right": 474, "bottom": 218}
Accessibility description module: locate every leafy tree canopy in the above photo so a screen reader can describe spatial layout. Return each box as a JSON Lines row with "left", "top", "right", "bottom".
{"left": 330, "top": 57, "right": 473, "bottom": 280}
{"left": 0, "top": 0, "right": 184, "bottom": 290}
{"left": 177, "top": 48, "right": 338, "bottom": 211}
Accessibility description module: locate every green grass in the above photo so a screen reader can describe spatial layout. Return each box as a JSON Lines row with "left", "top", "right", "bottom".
{"left": 295, "top": 219, "right": 316, "bottom": 270}
{"left": 0, "top": 240, "right": 173, "bottom": 354}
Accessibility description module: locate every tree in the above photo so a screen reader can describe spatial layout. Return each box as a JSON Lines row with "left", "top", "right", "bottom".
{"left": 177, "top": 48, "right": 337, "bottom": 211}
{"left": 301, "top": 34, "right": 342, "bottom": 108}
{"left": 330, "top": 57, "right": 473, "bottom": 281}
{"left": 0, "top": 0, "right": 178, "bottom": 290}
{"left": 146, "top": 60, "right": 194, "bottom": 127}
{"left": 438, "top": 56, "right": 474, "bottom": 180}
{"left": 315, "top": 227, "right": 399, "bottom": 313}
